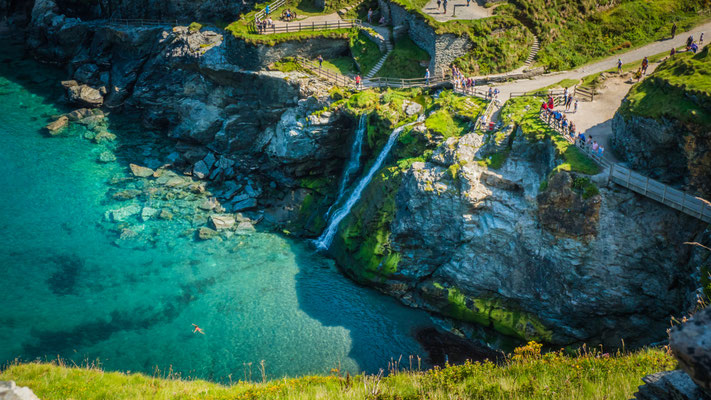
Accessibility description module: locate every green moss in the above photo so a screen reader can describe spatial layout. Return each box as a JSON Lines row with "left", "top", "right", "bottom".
{"left": 346, "top": 89, "right": 379, "bottom": 112}
{"left": 445, "top": 287, "right": 553, "bottom": 342}
{"left": 271, "top": 57, "right": 308, "bottom": 73}
{"left": 572, "top": 176, "right": 600, "bottom": 199}
{"left": 320, "top": 56, "right": 357, "bottom": 75}
{"left": 374, "top": 37, "right": 430, "bottom": 79}
{"left": 188, "top": 22, "right": 203, "bottom": 33}
{"left": 481, "top": 149, "right": 510, "bottom": 170}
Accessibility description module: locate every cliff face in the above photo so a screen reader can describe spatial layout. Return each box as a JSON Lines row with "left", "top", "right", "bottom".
{"left": 332, "top": 126, "right": 708, "bottom": 348}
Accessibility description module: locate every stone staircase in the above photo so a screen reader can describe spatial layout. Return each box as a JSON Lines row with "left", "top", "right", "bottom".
{"left": 523, "top": 36, "right": 540, "bottom": 67}
{"left": 365, "top": 35, "right": 394, "bottom": 78}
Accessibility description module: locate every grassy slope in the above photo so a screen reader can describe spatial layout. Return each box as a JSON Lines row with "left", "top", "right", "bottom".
{"left": 620, "top": 46, "right": 711, "bottom": 129}
{"left": 375, "top": 37, "right": 431, "bottom": 78}
{"left": 0, "top": 348, "right": 675, "bottom": 399}
{"left": 514, "top": 0, "right": 710, "bottom": 71}
{"left": 350, "top": 29, "right": 384, "bottom": 75}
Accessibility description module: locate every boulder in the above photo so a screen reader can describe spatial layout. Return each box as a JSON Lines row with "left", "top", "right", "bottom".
{"left": 632, "top": 370, "right": 710, "bottom": 400}
{"left": 0, "top": 381, "right": 40, "bottom": 400}
{"left": 232, "top": 197, "right": 257, "bottom": 212}
{"left": 670, "top": 307, "right": 711, "bottom": 394}
{"left": 209, "top": 214, "right": 235, "bottom": 230}
{"left": 112, "top": 189, "right": 142, "bottom": 201}
{"left": 45, "top": 116, "right": 68, "bottom": 135}
{"left": 67, "top": 84, "right": 104, "bottom": 108}
{"left": 159, "top": 209, "right": 174, "bottom": 220}
{"left": 93, "top": 130, "right": 116, "bottom": 143}
{"left": 129, "top": 164, "right": 155, "bottom": 178}
{"left": 236, "top": 220, "right": 256, "bottom": 233}
{"left": 402, "top": 100, "right": 423, "bottom": 116}
{"left": 60, "top": 80, "right": 78, "bottom": 89}
{"left": 193, "top": 160, "right": 210, "bottom": 179}
{"left": 197, "top": 227, "right": 218, "bottom": 240}
{"left": 66, "top": 108, "right": 94, "bottom": 121}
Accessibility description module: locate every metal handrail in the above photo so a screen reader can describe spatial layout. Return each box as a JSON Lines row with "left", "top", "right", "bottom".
{"left": 254, "top": 0, "right": 287, "bottom": 23}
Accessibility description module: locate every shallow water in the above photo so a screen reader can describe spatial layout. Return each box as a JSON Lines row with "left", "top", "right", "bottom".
{"left": 0, "top": 40, "right": 434, "bottom": 381}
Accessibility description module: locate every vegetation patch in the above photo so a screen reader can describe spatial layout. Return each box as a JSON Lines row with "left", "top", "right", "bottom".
{"left": 270, "top": 57, "right": 308, "bottom": 73}
{"left": 320, "top": 56, "right": 358, "bottom": 75}
{"left": 375, "top": 37, "right": 431, "bottom": 79}
{"left": 0, "top": 348, "right": 676, "bottom": 399}
{"left": 349, "top": 29, "right": 384, "bottom": 76}
{"left": 620, "top": 46, "right": 711, "bottom": 130}
{"left": 425, "top": 109, "right": 468, "bottom": 140}
{"left": 572, "top": 176, "right": 600, "bottom": 200}
{"left": 188, "top": 22, "right": 203, "bottom": 33}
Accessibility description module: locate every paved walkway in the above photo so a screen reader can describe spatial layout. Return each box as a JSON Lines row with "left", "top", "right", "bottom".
{"left": 421, "top": 0, "right": 491, "bottom": 22}
{"left": 267, "top": 12, "right": 344, "bottom": 29}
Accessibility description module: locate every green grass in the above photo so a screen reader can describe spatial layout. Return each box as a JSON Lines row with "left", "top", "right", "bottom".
{"left": 620, "top": 46, "right": 711, "bottom": 129}
{"left": 270, "top": 57, "right": 309, "bottom": 73}
{"left": 320, "top": 56, "right": 357, "bottom": 75}
{"left": 499, "top": 97, "right": 600, "bottom": 175}
{"left": 523, "top": 0, "right": 711, "bottom": 71}
{"left": 374, "top": 37, "right": 430, "bottom": 79}
{"left": 188, "top": 22, "right": 203, "bottom": 33}
{"left": 349, "top": 29, "right": 384, "bottom": 75}
{"left": 529, "top": 78, "right": 580, "bottom": 93}
{"left": 0, "top": 348, "right": 676, "bottom": 399}
{"left": 425, "top": 109, "right": 469, "bottom": 139}
{"left": 579, "top": 49, "right": 677, "bottom": 89}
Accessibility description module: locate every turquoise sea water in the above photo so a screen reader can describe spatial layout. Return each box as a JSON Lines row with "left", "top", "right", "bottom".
{"left": 0, "top": 40, "right": 434, "bottom": 381}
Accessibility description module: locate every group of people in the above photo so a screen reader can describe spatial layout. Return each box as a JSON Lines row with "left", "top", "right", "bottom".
{"left": 436, "top": 0, "right": 449, "bottom": 13}
{"left": 256, "top": 17, "right": 275, "bottom": 32}
{"left": 281, "top": 9, "right": 297, "bottom": 22}
{"left": 540, "top": 95, "right": 603, "bottom": 156}
{"left": 366, "top": 8, "right": 387, "bottom": 25}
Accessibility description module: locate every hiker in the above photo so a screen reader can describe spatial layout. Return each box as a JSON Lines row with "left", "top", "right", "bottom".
{"left": 437, "top": 0, "right": 441, "bottom": 10}
{"left": 617, "top": 58, "right": 623, "bottom": 74}
{"left": 598, "top": 145, "right": 605, "bottom": 156}
{"left": 691, "top": 42, "right": 699, "bottom": 53}
{"left": 577, "top": 132, "right": 585, "bottom": 147}
{"left": 355, "top": 74, "right": 362, "bottom": 89}
{"left": 379, "top": 15, "right": 386, "bottom": 25}
{"left": 670, "top": 47, "right": 677, "bottom": 56}
{"left": 443, "top": 0, "right": 447, "bottom": 13}
{"left": 592, "top": 141, "right": 599, "bottom": 153}
{"left": 266, "top": 4, "right": 270, "bottom": 15}
{"left": 671, "top": 22, "right": 677, "bottom": 39}
{"left": 488, "top": 87, "right": 493, "bottom": 99}
{"left": 565, "top": 95, "right": 573, "bottom": 111}
{"left": 317, "top": 54, "right": 323, "bottom": 69}
{"left": 547, "top": 96, "right": 554, "bottom": 110}
{"left": 467, "top": 0, "right": 470, "bottom": 5}
{"left": 574, "top": 99, "right": 579, "bottom": 113}
{"left": 368, "top": 8, "right": 373, "bottom": 23}
{"left": 701, "top": 32, "right": 705, "bottom": 45}
{"left": 267, "top": 16, "right": 274, "bottom": 27}
{"left": 634, "top": 68, "right": 642, "bottom": 81}
{"left": 641, "top": 56, "right": 649, "bottom": 74}
{"left": 686, "top": 35, "right": 694, "bottom": 49}
{"left": 425, "top": 68, "right": 430, "bottom": 85}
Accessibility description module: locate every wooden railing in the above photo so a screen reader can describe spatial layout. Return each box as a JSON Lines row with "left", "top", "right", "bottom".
{"left": 453, "top": 86, "right": 489, "bottom": 100}
{"left": 574, "top": 85, "right": 594, "bottom": 102}
{"left": 362, "top": 75, "right": 449, "bottom": 89}
{"left": 256, "top": 19, "right": 360, "bottom": 34}
{"left": 108, "top": 18, "right": 182, "bottom": 26}
{"left": 511, "top": 86, "right": 594, "bottom": 102}
{"left": 296, "top": 56, "right": 356, "bottom": 87}
{"left": 254, "top": 0, "right": 287, "bottom": 23}
{"left": 540, "top": 113, "right": 711, "bottom": 223}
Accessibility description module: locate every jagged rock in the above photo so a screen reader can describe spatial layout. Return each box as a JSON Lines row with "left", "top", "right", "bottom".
{"left": 141, "top": 207, "right": 159, "bottom": 221}
{"left": 60, "top": 80, "right": 78, "bottom": 89}
{"left": 67, "top": 84, "right": 103, "bottom": 107}
{"left": 232, "top": 197, "right": 257, "bottom": 212}
{"left": 402, "top": 100, "right": 422, "bottom": 116}
{"left": 236, "top": 220, "right": 256, "bottom": 233}
{"left": 104, "top": 204, "right": 141, "bottom": 222}
{"left": 193, "top": 160, "right": 210, "bottom": 179}
{"left": 0, "top": 380, "right": 40, "bottom": 400}
{"left": 632, "top": 370, "right": 711, "bottom": 400}
{"left": 112, "top": 189, "right": 141, "bottom": 201}
{"left": 98, "top": 151, "right": 116, "bottom": 163}
{"left": 119, "top": 228, "right": 138, "bottom": 240}
{"left": 66, "top": 108, "right": 94, "bottom": 121}
{"left": 45, "top": 115, "right": 68, "bottom": 135}
{"left": 670, "top": 307, "right": 711, "bottom": 394}
{"left": 129, "top": 164, "right": 154, "bottom": 178}
{"left": 198, "top": 199, "right": 216, "bottom": 211}
{"left": 74, "top": 63, "right": 99, "bottom": 84}
{"left": 197, "top": 227, "right": 218, "bottom": 240}
{"left": 209, "top": 214, "right": 235, "bottom": 230}
{"left": 536, "top": 171, "right": 600, "bottom": 238}
{"left": 203, "top": 152, "right": 216, "bottom": 169}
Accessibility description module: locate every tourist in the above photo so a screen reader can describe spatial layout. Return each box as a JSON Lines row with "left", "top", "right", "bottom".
{"left": 586, "top": 135, "right": 593, "bottom": 150}
{"left": 547, "top": 96, "right": 554, "bottom": 109}
{"left": 562, "top": 117, "right": 568, "bottom": 131}
{"left": 641, "top": 56, "right": 649, "bottom": 75}
{"left": 592, "top": 141, "right": 599, "bottom": 153}
{"left": 687, "top": 35, "right": 694, "bottom": 48}
{"left": 266, "top": 4, "right": 270, "bottom": 15}
{"left": 355, "top": 74, "right": 362, "bottom": 89}
{"left": 379, "top": 15, "right": 386, "bottom": 25}
{"left": 488, "top": 87, "right": 493, "bottom": 99}
{"left": 617, "top": 58, "right": 623, "bottom": 74}
{"left": 192, "top": 324, "right": 205, "bottom": 335}
{"left": 425, "top": 68, "right": 430, "bottom": 85}
{"left": 467, "top": 0, "right": 470, "bottom": 5}
{"left": 578, "top": 132, "right": 585, "bottom": 147}
{"left": 691, "top": 42, "right": 699, "bottom": 53}
{"left": 267, "top": 16, "right": 274, "bottom": 27}
{"left": 671, "top": 21, "right": 677, "bottom": 39}
{"left": 599, "top": 145, "right": 605, "bottom": 156}
{"left": 368, "top": 8, "right": 373, "bottom": 23}
{"left": 574, "top": 99, "right": 579, "bottom": 113}
{"left": 318, "top": 55, "right": 323, "bottom": 69}
{"left": 443, "top": 0, "right": 447, "bottom": 13}
{"left": 437, "top": 0, "right": 441, "bottom": 10}
{"left": 565, "top": 95, "right": 573, "bottom": 111}
{"left": 701, "top": 32, "right": 705, "bottom": 45}
{"left": 670, "top": 47, "right": 677, "bottom": 56}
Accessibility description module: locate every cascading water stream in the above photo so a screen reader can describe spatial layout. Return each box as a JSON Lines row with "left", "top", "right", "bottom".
{"left": 315, "top": 115, "right": 424, "bottom": 250}
{"left": 325, "top": 114, "right": 368, "bottom": 218}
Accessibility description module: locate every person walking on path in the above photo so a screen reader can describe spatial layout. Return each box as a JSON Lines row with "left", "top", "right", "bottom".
{"left": 425, "top": 68, "right": 430, "bottom": 85}
{"left": 317, "top": 55, "right": 323, "bottom": 69}
{"left": 672, "top": 22, "right": 677, "bottom": 39}
{"left": 367, "top": 8, "right": 373, "bottom": 23}
{"left": 565, "top": 95, "right": 573, "bottom": 111}
{"left": 617, "top": 58, "right": 623, "bottom": 74}
{"left": 443, "top": 0, "right": 447, "bottom": 14}
{"left": 265, "top": 4, "right": 270, "bottom": 15}
{"left": 355, "top": 74, "right": 362, "bottom": 90}
{"left": 466, "top": 0, "right": 470, "bottom": 6}
{"left": 701, "top": 32, "right": 705, "bottom": 45}
{"left": 641, "top": 56, "right": 649, "bottom": 75}
{"left": 574, "top": 99, "right": 579, "bottom": 113}
{"left": 437, "top": 0, "right": 441, "bottom": 10}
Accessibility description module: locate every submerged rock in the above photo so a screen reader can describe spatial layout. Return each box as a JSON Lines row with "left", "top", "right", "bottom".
{"left": 112, "top": 189, "right": 142, "bottom": 201}
{"left": 209, "top": 214, "right": 235, "bottom": 230}
{"left": 98, "top": 151, "right": 116, "bottom": 163}
{"left": 141, "top": 207, "right": 159, "bottom": 221}
{"left": 236, "top": 220, "right": 255, "bottom": 233}
{"left": 129, "top": 164, "right": 154, "bottom": 178}
{"left": 104, "top": 204, "right": 141, "bottom": 222}
{"left": 67, "top": 84, "right": 103, "bottom": 108}
{"left": 159, "top": 209, "right": 174, "bottom": 220}
{"left": 197, "top": 227, "right": 218, "bottom": 240}
{"left": 45, "top": 115, "right": 68, "bottom": 135}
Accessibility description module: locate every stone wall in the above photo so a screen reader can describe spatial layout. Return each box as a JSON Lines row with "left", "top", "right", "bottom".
{"left": 226, "top": 35, "right": 350, "bottom": 71}
{"left": 378, "top": 0, "right": 473, "bottom": 75}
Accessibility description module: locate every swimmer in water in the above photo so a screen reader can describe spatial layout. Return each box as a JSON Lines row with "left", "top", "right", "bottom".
{"left": 192, "top": 324, "right": 205, "bottom": 335}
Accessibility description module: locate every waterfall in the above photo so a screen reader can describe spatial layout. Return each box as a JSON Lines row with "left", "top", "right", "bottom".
{"left": 315, "top": 116, "right": 423, "bottom": 250}
{"left": 325, "top": 114, "right": 368, "bottom": 218}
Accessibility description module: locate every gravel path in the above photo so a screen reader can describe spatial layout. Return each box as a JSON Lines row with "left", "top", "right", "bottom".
{"left": 421, "top": 0, "right": 491, "bottom": 22}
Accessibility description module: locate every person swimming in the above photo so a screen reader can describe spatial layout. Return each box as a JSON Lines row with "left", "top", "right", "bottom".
{"left": 192, "top": 324, "right": 205, "bottom": 334}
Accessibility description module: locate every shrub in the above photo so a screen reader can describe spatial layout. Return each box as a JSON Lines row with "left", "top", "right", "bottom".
{"left": 188, "top": 22, "right": 202, "bottom": 33}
